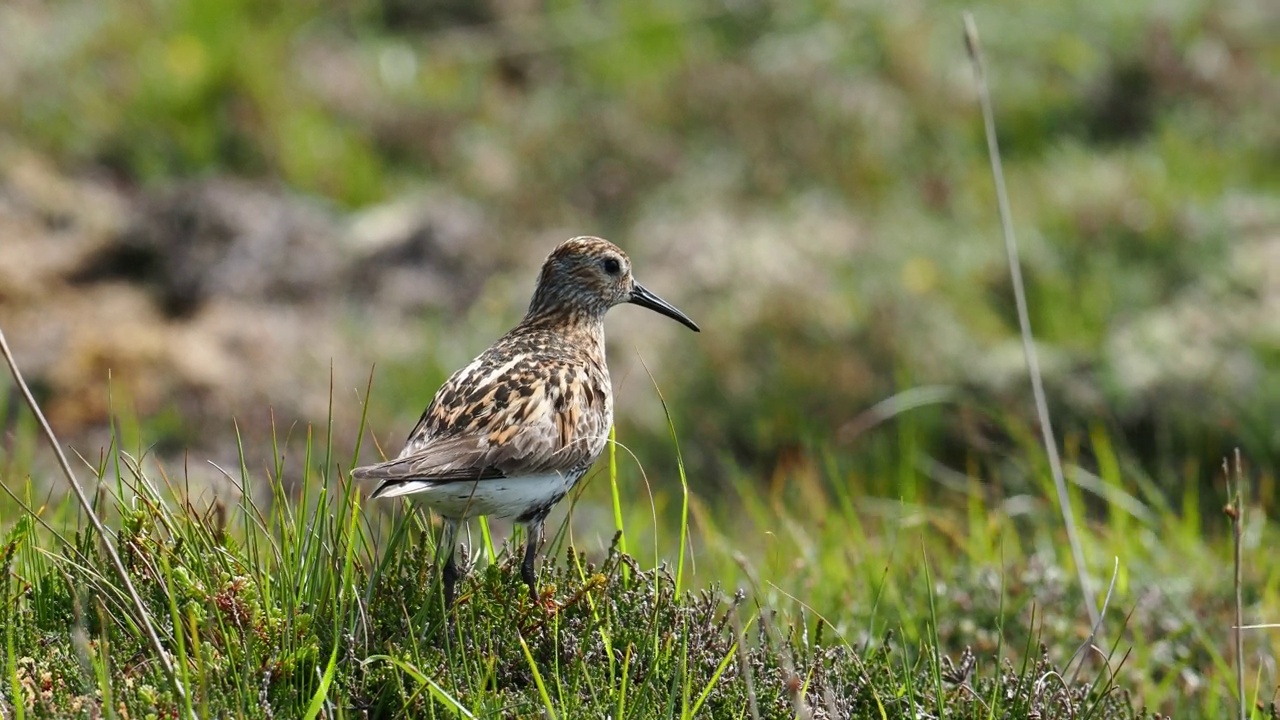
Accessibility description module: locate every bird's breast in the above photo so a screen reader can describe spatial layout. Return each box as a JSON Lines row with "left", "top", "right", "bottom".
{"left": 549, "top": 359, "right": 611, "bottom": 457}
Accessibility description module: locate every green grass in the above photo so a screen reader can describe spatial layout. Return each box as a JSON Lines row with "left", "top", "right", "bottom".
{"left": 0, "top": 379, "right": 1275, "bottom": 718}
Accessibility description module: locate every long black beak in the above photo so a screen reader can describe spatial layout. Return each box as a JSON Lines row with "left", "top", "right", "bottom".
{"left": 629, "top": 282, "right": 700, "bottom": 332}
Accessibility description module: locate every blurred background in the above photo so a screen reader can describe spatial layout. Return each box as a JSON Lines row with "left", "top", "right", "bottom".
{"left": 4, "top": 2, "right": 1280, "bottom": 710}
{"left": 1, "top": 0, "right": 1278, "bottom": 507}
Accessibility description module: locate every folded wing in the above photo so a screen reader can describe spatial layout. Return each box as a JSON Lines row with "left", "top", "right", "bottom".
{"left": 352, "top": 362, "right": 609, "bottom": 498}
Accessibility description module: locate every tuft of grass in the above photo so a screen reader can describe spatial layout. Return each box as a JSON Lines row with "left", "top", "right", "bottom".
{"left": 0, "top": 382, "right": 1147, "bottom": 718}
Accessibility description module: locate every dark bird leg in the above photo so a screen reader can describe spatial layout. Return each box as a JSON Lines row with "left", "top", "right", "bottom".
{"left": 520, "top": 518, "right": 544, "bottom": 601}
{"left": 439, "top": 519, "right": 458, "bottom": 608}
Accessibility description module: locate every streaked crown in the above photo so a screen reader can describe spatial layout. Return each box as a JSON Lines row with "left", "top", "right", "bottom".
{"left": 526, "top": 237, "right": 633, "bottom": 319}
{"left": 523, "top": 236, "right": 700, "bottom": 332}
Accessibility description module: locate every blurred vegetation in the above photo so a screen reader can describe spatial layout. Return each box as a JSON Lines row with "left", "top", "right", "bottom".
{"left": 5, "top": 0, "right": 1278, "bottom": 491}
{"left": 2, "top": 0, "right": 1280, "bottom": 716}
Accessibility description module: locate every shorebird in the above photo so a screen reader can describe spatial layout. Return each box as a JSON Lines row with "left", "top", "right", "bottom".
{"left": 353, "top": 236, "right": 699, "bottom": 606}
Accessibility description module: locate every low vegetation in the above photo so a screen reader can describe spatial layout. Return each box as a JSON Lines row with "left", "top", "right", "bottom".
{"left": 0, "top": 406, "right": 1144, "bottom": 719}
{"left": 0, "top": 380, "right": 1274, "bottom": 717}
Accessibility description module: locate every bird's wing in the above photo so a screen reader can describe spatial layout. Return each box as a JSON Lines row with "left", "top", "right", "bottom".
{"left": 352, "top": 356, "right": 610, "bottom": 495}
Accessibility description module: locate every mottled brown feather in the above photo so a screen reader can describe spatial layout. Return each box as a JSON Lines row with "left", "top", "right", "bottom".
{"left": 351, "top": 236, "right": 694, "bottom": 515}
{"left": 352, "top": 299, "right": 613, "bottom": 492}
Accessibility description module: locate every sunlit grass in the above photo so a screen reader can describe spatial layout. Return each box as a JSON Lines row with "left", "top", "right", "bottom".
{"left": 0, "top": 379, "right": 1195, "bottom": 718}
{"left": 1, "top": 341, "right": 1275, "bottom": 718}
{"left": 682, "top": 414, "right": 1279, "bottom": 717}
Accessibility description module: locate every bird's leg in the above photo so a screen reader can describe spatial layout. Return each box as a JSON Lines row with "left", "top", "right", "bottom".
{"left": 521, "top": 518, "right": 543, "bottom": 602}
{"left": 439, "top": 519, "right": 458, "bottom": 608}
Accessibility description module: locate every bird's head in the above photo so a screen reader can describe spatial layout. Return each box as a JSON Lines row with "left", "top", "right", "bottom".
{"left": 525, "top": 236, "right": 700, "bottom": 332}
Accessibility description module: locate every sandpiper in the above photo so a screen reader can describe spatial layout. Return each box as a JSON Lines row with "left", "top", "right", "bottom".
{"left": 353, "top": 236, "right": 699, "bottom": 606}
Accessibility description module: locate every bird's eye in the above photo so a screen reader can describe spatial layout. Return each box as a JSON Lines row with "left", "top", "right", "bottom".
{"left": 602, "top": 257, "right": 621, "bottom": 275}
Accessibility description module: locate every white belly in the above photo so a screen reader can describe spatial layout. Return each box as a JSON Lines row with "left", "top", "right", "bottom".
{"left": 385, "top": 472, "right": 579, "bottom": 520}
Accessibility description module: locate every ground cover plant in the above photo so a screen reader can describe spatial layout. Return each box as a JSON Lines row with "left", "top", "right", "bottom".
{"left": 0, "top": 383, "right": 1147, "bottom": 719}
{"left": 0, "top": 362, "right": 1275, "bottom": 717}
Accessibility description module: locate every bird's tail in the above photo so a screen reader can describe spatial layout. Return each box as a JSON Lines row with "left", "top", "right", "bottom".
{"left": 367, "top": 479, "right": 434, "bottom": 499}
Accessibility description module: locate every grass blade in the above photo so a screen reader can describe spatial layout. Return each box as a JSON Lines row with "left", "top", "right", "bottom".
{"left": 0, "top": 325, "right": 189, "bottom": 712}
{"left": 961, "top": 13, "right": 1097, "bottom": 628}
{"left": 518, "top": 630, "right": 559, "bottom": 720}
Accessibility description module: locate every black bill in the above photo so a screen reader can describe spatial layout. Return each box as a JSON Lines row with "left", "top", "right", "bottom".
{"left": 629, "top": 282, "right": 700, "bottom": 332}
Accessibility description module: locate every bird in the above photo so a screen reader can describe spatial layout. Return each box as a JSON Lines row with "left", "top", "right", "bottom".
{"left": 352, "top": 236, "right": 699, "bottom": 607}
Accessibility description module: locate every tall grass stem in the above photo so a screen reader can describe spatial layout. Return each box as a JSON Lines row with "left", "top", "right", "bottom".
{"left": 0, "top": 324, "right": 189, "bottom": 712}
{"left": 962, "top": 13, "right": 1098, "bottom": 627}
{"left": 1227, "top": 451, "right": 1246, "bottom": 720}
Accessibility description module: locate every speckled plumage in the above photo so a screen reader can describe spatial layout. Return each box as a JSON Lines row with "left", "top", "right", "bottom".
{"left": 352, "top": 236, "right": 699, "bottom": 605}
